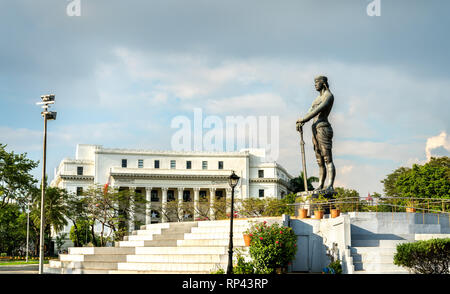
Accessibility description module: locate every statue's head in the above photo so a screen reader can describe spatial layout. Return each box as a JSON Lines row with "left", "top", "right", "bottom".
{"left": 314, "top": 75, "right": 329, "bottom": 91}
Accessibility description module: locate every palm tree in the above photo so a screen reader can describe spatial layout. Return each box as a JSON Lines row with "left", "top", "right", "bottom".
{"left": 30, "top": 185, "right": 69, "bottom": 255}
{"left": 289, "top": 172, "right": 319, "bottom": 193}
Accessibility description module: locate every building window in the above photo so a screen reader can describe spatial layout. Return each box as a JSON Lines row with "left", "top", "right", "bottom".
{"left": 154, "top": 160, "right": 160, "bottom": 169}
{"left": 202, "top": 161, "right": 208, "bottom": 170}
{"left": 186, "top": 161, "right": 192, "bottom": 169}
{"left": 77, "top": 166, "right": 83, "bottom": 175}
{"left": 138, "top": 159, "right": 144, "bottom": 168}
{"left": 218, "top": 161, "right": 224, "bottom": 170}
{"left": 258, "top": 170, "right": 264, "bottom": 178}
{"left": 121, "top": 159, "right": 127, "bottom": 168}
{"left": 183, "top": 190, "right": 191, "bottom": 202}
{"left": 170, "top": 160, "right": 176, "bottom": 169}
{"left": 76, "top": 187, "right": 83, "bottom": 196}
{"left": 215, "top": 190, "right": 223, "bottom": 200}
{"left": 199, "top": 190, "right": 207, "bottom": 200}
{"left": 167, "top": 190, "right": 175, "bottom": 202}
{"left": 259, "top": 189, "right": 264, "bottom": 198}
{"left": 151, "top": 190, "right": 159, "bottom": 202}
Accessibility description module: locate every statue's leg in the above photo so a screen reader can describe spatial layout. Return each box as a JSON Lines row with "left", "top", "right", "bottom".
{"left": 312, "top": 126, "right": 325, "bottom": 191}
{"left": 315, "top": 152, "right": 326, "bottom": 191}
{"left": 324, "top": 150, "right": 335, "bottom": 192}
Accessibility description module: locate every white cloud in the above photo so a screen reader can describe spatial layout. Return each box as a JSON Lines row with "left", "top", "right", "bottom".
{"left": 425, "top": 131, "right": 450, "bottom": 161}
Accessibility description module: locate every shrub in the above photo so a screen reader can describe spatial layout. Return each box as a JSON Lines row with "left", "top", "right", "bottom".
{"left": 393, "top": 238, "right": 450, "bottom": 274}
{"left": 210, "top": 268, "right": 225, "bottom": 274}
{"left": 233, "top": 256, "right": 257, "bottom": 274}
{"left": 323, "top": 260, "right": 342, "bottom": 274}
{"left": 246, "top": 221, "right": 297, "bottom": 274}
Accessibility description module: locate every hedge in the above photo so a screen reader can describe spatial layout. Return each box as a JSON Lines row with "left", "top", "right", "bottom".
{"left": 393, "top": 238, "right": 450, "bottom": 274}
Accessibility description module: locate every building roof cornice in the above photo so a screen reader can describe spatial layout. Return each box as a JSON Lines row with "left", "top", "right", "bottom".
{"left": 96, "top": 147, "right": 249, "bottom": 158}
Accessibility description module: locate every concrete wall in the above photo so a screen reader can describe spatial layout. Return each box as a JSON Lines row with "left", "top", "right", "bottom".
{"left": 348, "top": 212, "right": 450, "bottom": 235}
{"left": 287, "top": 215, "right": 353, "bottom": 274}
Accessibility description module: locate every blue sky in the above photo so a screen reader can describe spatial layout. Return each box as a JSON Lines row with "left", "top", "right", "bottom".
{"left": 0, "top": 0, "right": 449, "bottom": 195}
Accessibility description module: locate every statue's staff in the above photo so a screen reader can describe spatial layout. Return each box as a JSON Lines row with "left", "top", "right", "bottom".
{"left": 298, "top": 124, "right": 309, "bottom": 192}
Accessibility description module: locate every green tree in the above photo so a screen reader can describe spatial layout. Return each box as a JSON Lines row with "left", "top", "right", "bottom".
{"left": 380, "top": 157, "right": 450, "bottom": 211}
{"left": 65, "top": 192, "right": 89, "bottom": 247}
{"left": 333, "top": 187, "right": 361, "bottom": 212}
{"left": 29, "top": 185, "right": 70, "bottom": 256}
{"left": 82, "top": 185, "right": 149, "bottom": 246}
{"left": 289, "top": 172, "right": 319, "bottom": 193}
{"left": 0, "top": 144, "right": 38, "bottom": 209}
{"left": 0, "top": 204, "right": 28, "bottom": 255}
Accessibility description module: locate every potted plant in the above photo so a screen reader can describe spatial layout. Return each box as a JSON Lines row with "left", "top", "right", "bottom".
{"left": 242, "top": 232, "right": 252, "bottom": 246}
{"left": 406, "top": 199, "right": 416, "bottom": 213}
{"left": 313, "top": 194, "right": 327, "bottom": 219}
{"left": 296, "top": 196, "right": 308, "bottom": 218}
{"left": 330, "top": 194, "right": 341, "bottom": 218}
{"left": 243, "top": 224, "right": 255, "bottom": 246}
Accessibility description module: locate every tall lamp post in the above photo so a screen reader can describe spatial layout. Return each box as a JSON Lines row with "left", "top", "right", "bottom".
{"left": 36, "top": 94, "right": 57, "bottom": 274}
{"left": 226, "top": 170, "right": 240, "bottom": 274}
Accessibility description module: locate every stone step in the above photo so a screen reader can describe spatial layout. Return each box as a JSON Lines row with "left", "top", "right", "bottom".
{"left": 353, "top": 261, "right": 408, "bottom": 272}
{"left": 351, "top": 234, "right": 414, "bottom": 241}
{"left": 51, "top": 260, "right": 118, "bottom": 270}
{"left": 126, "top": 235, "right": 155, "bottom": 241}
{"left": 140, "top": 223, "right": 171, "bottom": 230}
{"left": 136, "top": 229, "right": 163, "bottom": 235}
{"left": 197, "top": 220, "right": 250, "bottom": 227}
{"left": 350, "top": 247, "right": 397, "bottom": 255}
{"left": 351, "top": 253, "right": 396, "bottom": 263}
{"left": 134, "top": 246, "right": 228, "bottom": 255}
{"left": 351, "top": 239, "right": 410, "bottom": 247}
{"left": 178, "top": 238, "right": 246, "bottom": 247}
{"left": 45, "top": 265, "right": 110, "bottom": 274}
{"left": 118, "top": 240, "right": 178, "bottom": 247}
{"left": 59, "top": 254, "right": 127, "bottom": 262}
{"left": 117, "top": 262, "right": 227, "bottom": 272}
{"left": 126, "top": 254, "right": 227, "bottom": 263}
{"left": 68, "top": 247, "right": 135, "bottom": 255}
{"left": 184, "top": 233, "right": 244, "bottom": 240}
{"left": 191, "top": 226, "right": 249, "bottom": 234}
{"left": 109, "top": 270, "right": 213, "bottom": 274}
{"left": 152, "top": 233, "right": 186, "bottom": 240}
{"left": 353, "top": 270, "right": 410, "bottom": 274}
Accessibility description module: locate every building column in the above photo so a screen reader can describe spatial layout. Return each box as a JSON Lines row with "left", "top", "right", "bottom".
{"left": 226, "top": 188, "right": 232, "bottom": 216}
{"left": 145, "top": 187, "right": 152, "bottom": 225}
{"left": 208, "top": 187, "right": 216, "bottom": 220}
{"left": 177, "top": 187, "right": 184, "bottom": 221}
{"left": 128, "top": 186, "right": 136, "bottom": 232}
{"left": 161, "top": 187, "right": 168, "bottom": 223}
{"left": 193, "top": 187, "right": 200, "bottom": 220}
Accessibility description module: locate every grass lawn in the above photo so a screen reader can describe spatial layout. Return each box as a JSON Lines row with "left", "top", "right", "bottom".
{"left": 0, "top": 260, "right": 50, "bottom": 266}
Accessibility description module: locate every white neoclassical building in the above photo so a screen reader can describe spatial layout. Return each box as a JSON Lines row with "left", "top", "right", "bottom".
{"left": 50, "top": 144, "right": 293, "bottom": 244}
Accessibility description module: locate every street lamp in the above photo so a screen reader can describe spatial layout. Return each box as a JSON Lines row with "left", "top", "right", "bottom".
{"left": 36, "top": 94, "right": 57, "bottom": 274}
{"left": 226, "top": 170, "right": 240, "bottom": 274}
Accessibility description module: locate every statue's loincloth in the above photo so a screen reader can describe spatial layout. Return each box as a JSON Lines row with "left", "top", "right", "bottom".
{"left": 312, "top": 121, "right": 333, "bottom": 156}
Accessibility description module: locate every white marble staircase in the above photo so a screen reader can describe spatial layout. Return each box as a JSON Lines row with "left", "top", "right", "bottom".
{"left": 45, "top": 219, "right": 251, "bottom": 274}
{"left": 350, "top": 234, "right": 413, "bottom": 274}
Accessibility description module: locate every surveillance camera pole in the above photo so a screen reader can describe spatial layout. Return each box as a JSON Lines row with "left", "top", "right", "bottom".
{"left": 37, "top": 95, "right": 56, "bottom": 274}
{"left": 38, "top": 104, "right": 48, "bottom": 274}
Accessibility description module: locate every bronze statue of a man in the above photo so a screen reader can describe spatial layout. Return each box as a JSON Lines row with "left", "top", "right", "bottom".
{"left": 296, "top": 75, "right": 336, "bottom": 193}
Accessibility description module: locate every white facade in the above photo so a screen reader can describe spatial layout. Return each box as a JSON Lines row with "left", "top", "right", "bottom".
{"left": 50, "top": 144, "right": 293, "bottom": 245}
